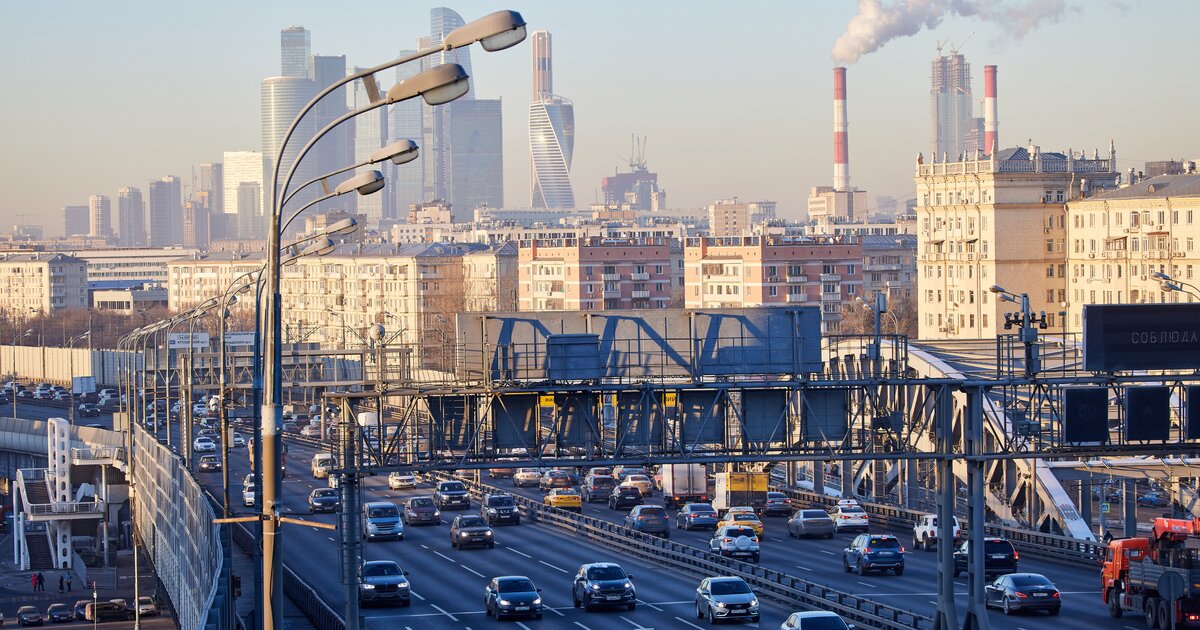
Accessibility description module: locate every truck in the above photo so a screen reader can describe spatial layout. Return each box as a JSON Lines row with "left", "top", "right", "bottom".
{"left": 1102, "top": 516, "right": 1200, "bottom": 626}
{"left": 660, "top": 463, "right": 708, "bottom": 508}
{"left": 711, "top": 471, "right": 768, "bottom": 516}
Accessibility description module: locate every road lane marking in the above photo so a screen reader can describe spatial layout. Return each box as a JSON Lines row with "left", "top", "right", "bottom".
{"left": 795, "top": 565, "right": 814, "bottom": 571}
{"left": 638, "top": 598, "right": 663, "bottom": 611}
{"left": 409, "top": 590, "right": 425, "bottom": 601}
{"left": 856, "top": 581, "right": 877, "bottom": 588}
{"left": 674, "top": 616, "right": 705, "bottom": 629}
{"left": 327, "top": 537, "right": 335, "bottom": 542}
{"left": 507, "top": 547, "right": 532, "bottom": 558}
{"left": 574, "top": 623, "right": 592, "bottom": 629}
{"left": 419, "top": 544, "right": 429, "bottom": 549}
{"left": 516, "top": 623, "right": 533, "bottom": 630}
{"left": 459, "top": 564, "right": 485, "bottom": 578}
{"left": 819, "top": 550, "right": 836, "bottom": 555}
{"left": 430, "top": 604, "right": 458, "bottom": 621}
{"left": 620, "top": 616, "right": 647, "bottom": 628}
{"left": 539, "top": 560, "right": 569, "bottom": 573}
{"left": 547, "top": 605, "right": 565, "bottom": 617}
{"left": 433, "top": 551, "right": 455, "bottom": 562}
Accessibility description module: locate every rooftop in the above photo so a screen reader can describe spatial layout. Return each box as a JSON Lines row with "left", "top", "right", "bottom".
{"left": 1087, "top": 173, "right": 1200, "bottom": 200}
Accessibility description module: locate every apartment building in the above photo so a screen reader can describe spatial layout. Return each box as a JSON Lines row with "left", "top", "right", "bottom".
{"left": 707, "top": 198, "right": 776, "bottom": 238}
{"left": 518, "top": 237, "right": 681, "bottom": 311}
{"left": 683, "top": 235, "right": 863, "bottom": 333}
{"left": 0, "top": 253, "right": 88, "bottom": 316}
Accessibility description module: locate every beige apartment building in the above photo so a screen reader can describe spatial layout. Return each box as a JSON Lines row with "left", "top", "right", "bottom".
{"left": 518, "top": 237, "right": 681, "bottom": 311}
{"left": 0, "top": 252, "right": 88, "bottom": 317}
{"left": 1063, "top": 173, "right": 1200, "bottom": 331}
{"left": 707, "top": 199, "right": 777, "bottom": 237}
{"left": 683, "top": 235, "right": 863, "bottom": 333}
{"left": 915, "top": 145, "right": 1119, "bottom": 339}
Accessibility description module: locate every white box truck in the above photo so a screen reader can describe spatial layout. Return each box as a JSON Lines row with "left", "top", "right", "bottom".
{"left": 660, "top": 463, "right": 708, "bottom": 508}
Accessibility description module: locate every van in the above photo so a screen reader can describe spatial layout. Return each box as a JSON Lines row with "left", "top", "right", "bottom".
{"left": 311, "top": 453, "right": 336, "bottom": 479}
{"left": 362, "top": 501, "right": 404, "bottom": 541}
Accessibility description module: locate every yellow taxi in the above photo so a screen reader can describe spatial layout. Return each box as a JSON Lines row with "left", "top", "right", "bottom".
{"left": 717, "top": 511, "right": 764, "bottom": 536}
{"left": 543, "top": 488, "right": 582, "bottom": 512}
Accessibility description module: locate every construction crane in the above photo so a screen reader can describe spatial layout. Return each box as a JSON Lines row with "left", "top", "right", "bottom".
{"left": 628, "top": 135, "right": 648, "bottom": 172}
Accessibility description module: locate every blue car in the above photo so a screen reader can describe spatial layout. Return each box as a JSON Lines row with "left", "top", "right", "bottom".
{"left": 843, "top": 533, "right": 905, "bottom": 575}
{"left": 1137, "top": 491, "right": 1171, "bottom": 508}
{"left": 675, "top": 503, "right": 719, "bottom": 530}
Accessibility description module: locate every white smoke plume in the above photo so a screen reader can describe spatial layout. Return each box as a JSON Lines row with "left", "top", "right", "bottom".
{"left": 832, "top": 0, "right": 1071, "bottom": 64}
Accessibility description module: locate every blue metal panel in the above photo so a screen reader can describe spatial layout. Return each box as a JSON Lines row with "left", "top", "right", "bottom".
{"left": 741, "top": 389, "right": 789, "bottom": 444}
{"left": 1124, "top": 386, "right": 1171, "bottom": 442}
{"left": 426, "top": 395, "right": 471, "bottom": 450}
{"left": 615, "top": 391, "right": 661, "bottom": 448}
{"left": 692, "top": 309, "right": 823, "bottom": 376}
{"left": 547, "top": 334, "right": 602, "bottom": 381}
{"left": 1189, "top": 386, "right": 1200, "bottom": 441}
{"left": 492, "top": 394, "right": 539, "bottom": 451}
{"left": 680, "top": 390, "right": 725, "bottom": 445}
{"left": 1063, "top": 387, "right": 1109, "bottom": 444}
{"left": 802, "top": 389, "right": 848, "bottom": 442}
{"left": 555, "top": 393, "right": 596, "bottom": 448}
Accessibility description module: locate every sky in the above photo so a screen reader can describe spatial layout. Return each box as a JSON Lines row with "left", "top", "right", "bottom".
{"left": 2, "top": 0, "right": 1198, "bottom": 234}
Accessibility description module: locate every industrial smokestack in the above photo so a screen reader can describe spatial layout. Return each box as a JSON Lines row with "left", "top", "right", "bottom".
{"left": 833, "top": 67, "right": 850, "bottom": 191}
{"left": 983, "top": 65, "right": 998, "bottom": 154}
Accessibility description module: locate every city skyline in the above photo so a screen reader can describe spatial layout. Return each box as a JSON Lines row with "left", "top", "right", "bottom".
{"left": 3, "top": 1, "right": 1198, "bottom": 233}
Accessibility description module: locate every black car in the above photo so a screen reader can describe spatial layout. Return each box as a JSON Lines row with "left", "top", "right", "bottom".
{"left": 761, "top": 491, "right": 794, "bottom": 517}
{"left": 953, "top": 537, "right": 1019, "bottom": 578}
{"left": 484, "top": 576, "right": 543, "bottom": 621}
{"left": 481, "top": 493, "right": 520, "bottom": 525}
{"left": 435, "top": 480, "right": 471, "bottom": 510}
{"left": 198, "top": 454, "right": 222, "bottom": 472}
{"left": 86, "top": 601, "right": 133, "bottom": 622}
{"left": 581, "top": 475, "right": 617, "bottom": 503}
{"left": 449, "top": 514, "right": 495, "bottom": 549}
{"left": 608, "top": 487, "right": 643, "bottom": 511}
{"left": 17, "top": 605, "right": 42, "bottom": 626}
{"left": 538, "top": 470, "right": 573, "bottom": 492}
{"left": 572, "top": 562, "right": 637, "bottom": 611}
{"left": 77, "top": 403, "right": 101, "bottom": 417}
{"left": 46, "top": 603, "right": 73, "bottom": 623}
{"left": 308, "top": 488, "right": 340, "bottom": 513}
{"left": 984, "top": 573, "right": 1060, "bottom": 615}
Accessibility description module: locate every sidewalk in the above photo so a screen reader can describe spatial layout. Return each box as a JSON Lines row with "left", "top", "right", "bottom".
{"left": 231, "top": 534, "right": 314, "bottom": 629}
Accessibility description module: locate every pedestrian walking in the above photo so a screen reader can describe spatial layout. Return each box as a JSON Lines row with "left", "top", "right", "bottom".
{"left": 65, "top": 573, "right": 72, "bottom": 592}
{"left": 30, "top": 573, "right": 36, "bottom": 591}
{"left": 35, "top": 572, "right": 44, "bottom": 591}
{"left": 58, "top": 574, "right": 63, "bottom": 592}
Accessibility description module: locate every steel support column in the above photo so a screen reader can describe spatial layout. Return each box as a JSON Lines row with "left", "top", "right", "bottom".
{"left": 962, "top": 386, "right": 990, "bottom": 630}
{"left": 1078, "top": 480, "right": 1092, "bottom": 534}
{"left": 339, "top": 398, "right": 361, "bottom": 630}
{"left": 933, "top": 384, "right": 959, "bottom": 630}
{"left": 1123, "top": 478, "right": 1137, "bottom": 536}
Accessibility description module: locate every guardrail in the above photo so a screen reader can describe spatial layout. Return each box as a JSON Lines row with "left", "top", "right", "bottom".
{"left": 27, "top": 501, "right": 104, "bottom": 516}
{"left": 433, "top": 472, "right": 933, "bottom": 630}
{"left": 769, "top": 485, "right": 1105, "bottom": 566}
{"left": 70, "top": 447, "right": 124, "bottom": 461}
{"left": 229, "top": 519, "right": 346, "bottom": 630}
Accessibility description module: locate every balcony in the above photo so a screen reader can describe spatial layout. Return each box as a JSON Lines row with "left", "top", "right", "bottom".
{"left": 631, "top": 290, "right": 650, "bottom": 299}
{"left": 602, "top": 290, "right": 622, "bottom": 299}
{"left": 601, "top": 273, "right": 621, "bottom": 281}
{"left": 630, "top": 272, "right": 650, "bottom": 281}
{"left": 819, "top": 274, "right": 841, "bottom": 282}
{"left": 786, "top": 275, "right": 808, "bottom": 283}
{"left": 786, "top": 294, "right": 808, "bottom": 303}
{"left": 821, "top": 293, "right": 842, "bottom": 302}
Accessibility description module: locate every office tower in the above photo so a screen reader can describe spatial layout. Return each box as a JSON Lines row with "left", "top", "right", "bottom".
{"left": 352, "top": 68, "right": 391, "bottom": 226}
{"left": 222, "top": 151, "right": 263, "bottom": 239}
{"left": 262, "top": 76, "right": 318, "bottom": 228}
{"left": 281, "top": 26, "right": 312, "bottom": 79}
{"left": 237, "top": 182, "right": 263, "bottom": 239}
{"left": 63, "top": 205, "right": 89, "bottom": 237}
{"left": 182, "top": 200, "right": 210, "bottom": 249}
{"left": 390, "top": 50, "right": 424, "bottom": 216}
{"left": 423, "top": 8, "right": 475, "bottom": 203}
{"left": 931, "top": 52, "right": 977, "bottom": 159}
{"left": 528, "top": 30, "right": 575, "bottom": 209}
{"left": 196, "top": 163, "right": 223, "bottom": 214}
{"left": 448, "top": 99, "right": 504, "bottom": 218}
{"left": 88, "top": 194, "right": 112, "bottom": 239}
{"left": 117, "top": 187, "right": 145, "bottom": 246}
{"left": 148, "top": 176, "right": 182, "bottom": 246}
{"left": 313, "top": 55, "right": 355, "bottom": 215}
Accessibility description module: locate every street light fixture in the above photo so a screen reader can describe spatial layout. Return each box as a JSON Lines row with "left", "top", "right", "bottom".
{"left": 1153, "top": 271, "right": 1200, "bottom": 299}
{"left": 989, "top": 284, "right": 1047, "bottom": 376}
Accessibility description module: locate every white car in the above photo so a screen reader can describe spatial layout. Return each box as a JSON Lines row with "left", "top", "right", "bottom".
{"left": 781, "top": 610, "right": 853, "bottom": 629}
{"left": 620, "top": 474, "right": 655, "bottom": 496}
{"left": 388, "top": 471, "right": 417, "bottom": 489}
{"left": 832, "top": 504, "right": 869, "bottom": 533}
{"left": 231, "top": 433, "right": 246, "bottom": 447}
{"left": 242, "top": 487, "right": 255, "bottom": 507}
{"left": 513, "top": 468, "right": 543, "bottom": 487}
{"left": 193, "top": 437, "right": 216, "bottom": 453}
{"left": 137, "top": 596, "right": 158, "bottom": 617}
{"left": 300, "top": 424, "right": 322, "bottom": 438}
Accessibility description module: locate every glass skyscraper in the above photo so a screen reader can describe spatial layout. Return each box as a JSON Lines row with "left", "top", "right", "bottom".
{"left": 223, "top": 151, "right": 263, "bottom": 240}
{"left": 281, "top": 26, "right": 312, "bottom": 79}
{"left": 528, "top": 30, "right": 575, "bottom": 209}
{"left": 117, "top": 187, "right": 145, "bottom": 246}
{"left": 448, "top": 99, "right": 504, "bottom": 218}
{"left": 261, "top": 76, "right": 317, "bottom": 230}
{"left": 390, "top": 49, "right": 424, "bottom": 218}
{"left": 148, "top": 176, "right": 182, "bottom": 246}
{"left": 931, "top": 53, "right": 977, "bottom": 159}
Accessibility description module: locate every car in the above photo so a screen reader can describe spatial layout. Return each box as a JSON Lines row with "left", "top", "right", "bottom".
{"left": 300, "top": 424, "right": 322, "bottom": 438}
{"left": 34, "top": 391, "right": 54, "bottom": 400}
{"left": 832, "top": 504, "right": 869, "bottom": 533}
{"left": 572, "top": 562, "right": 637, "bottom": 611}
{"left": 588, "top": 466, "right": 614, "bottom": 478}
{"left": 762, "top": 491, "right": 794, "bottom": 516}
{"left": 483, "top": 493, "right": 522, "bottom": 524}
{"left": 136, "top": 596, "right": 158, "bottom": 617}
{"left": 54, "top": 391, "right": 73, "bottom": 402}
{"left": 484, "top": 576, "right": 543, "bottom": 620}
{"left": 843, "top": 534, "right": 905, "bottom": 575}
{"left": 281, "top": 421, "right": 300, "bottom": 434}
{"left": 717, "top": 511, "right": 765, "bottom": 536}
{"left": 676, "top": 503, "right": 720, "bottom": 530}
{"left": 362, "top": 501, "right": 404, "bottom": 541}
{"left": 198, "top": 454, "right": 222, "bottom": 472}
{"left": 16, "top": 390, "right": 33, "bottom": 399}
{"left": 359, "top": 560, "right": 411, "bottom": 607}
{"left": 953, "top": 537, "right": 1018, "bottom": 578}
{"left": 46, "top": 603, "right": 73, "bottom": 623}
{"left": 512, "top": 468, "right": 543, "bottom": 487}
{"left": 309, "top": 488, "right": 340, "bottom": 513}
{"left": 488, "top": 461, "right": 517, "bottom": 479}
{"left": 77, "top": 403, "right": 101, "bottom": 417}
{"left": 84, "top": 601, "right": 133, "bottom": 622}
{"left": 612, "top": 465, "right": 647, "bottom": 481}
{"left": 242, "top": 487, "right": 256, "bottom": 507}
{"left": 402, "top": 496, "right": 441, "bottom": 526}
{"left": 435, "top": 480, "right": 470, "bottom": 510}
{"left": 608, "top": 486, "right": 644, "bottom": 511}
{"left": 624, "top": 505, "right": 670, "bottom": 537}
{"left": 787, "top": 509, "right": 836, "bottom": 539}
{"left": 619, "top": 474, "right": 655, "bottom": 497}
{"left": 781, "top": 610, "right": 855, "bottom": 629}
{"left": 912, "top": 513, "right": 962, "bottom": 551}
{"left": 231, "top": 432, "right": 245, "bottom": 447}
{"left": 695, "top": 576, "right": 760, "bottom": 624}
{"left": 449, "top": 514, "right": 495, "bottom": 549}
{"left": 983, "top": 572, "right": 1061, "bottom": 615}
{"left": 543, "top": 488, "right": 582, "bottom": 512}
{"left": 538, "top": 470, "right": 574, "bottom": 492}
{"left": 17, "top": 605, "right": 43, "bottom": 626}
{"left": 193, "top": 436, "right": 216, "bottom": 453}
{"left": 72, "top": 601, "right": 89, "bottom": 621}
{"left": 196, "top": 428, "right": 218, "bottom": 440}
{"left": 581, "top": 475, "right": 618, "bottom": 503}
{"left": 388, "top": 471, "right": 417, "bottom": 489}
{"left": 710, "top": 525, "right": 760, "bottom": 562}
{"left": 1137, "top": 491, "right": 1172, "bottom": 508}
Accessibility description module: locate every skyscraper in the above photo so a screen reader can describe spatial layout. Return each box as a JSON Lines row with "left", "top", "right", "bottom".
{"left": 222, "top": 151, "right": 263, "bottom": 240}
{"left": 313, "top": 54, "right": 355, "bottom": 215}
{"left": 148, "top": 176, "right": 182, "bottom": 246}
{"left": 281, "top": 26, "right": 312, "bottom": 79}
{"left": 423, "top": 8, "right": 475, "bottom": 204}
{"left": 528, "top": 30, "right": 575, "bottom": 209}
{"left": 390, "top": 50, "right": 424, "bottom": 216}
{"left": 237, "top": 182, "right": 263, "bottom": 240}
{"left": 196, "top": 163, "right": 223, "bottom": 214}
{"left": 62, "top": 205, "right": 88, "bottom": 237}
{"left": 117, "top": 187, "right": 145, "bottom": 246}
{"left": 448, "top": 99, "right": 504, "bottom": 217}
{"left": 353, "top": 67, "right": 391, "bottom": 226}
{"left": 262, "top": 76, "right": 318, "bottom": 229}
{"left": 88, "top": 195, "right": 112, "bottom": 239}
{"left": 182, "top": 200, "right": 210, "bottom": 249}
{"left": 930, "top": 52, "right": 979, "bottom": 159}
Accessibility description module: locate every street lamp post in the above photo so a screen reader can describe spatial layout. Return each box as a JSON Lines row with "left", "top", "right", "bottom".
{"left": 66, "top": 331, "right": 91, "bottom": 425}
{"left": 989, "top": 285, "right": 1048, "bottom": 378}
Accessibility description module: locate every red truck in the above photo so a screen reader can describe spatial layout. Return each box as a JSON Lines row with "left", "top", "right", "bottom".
{"left": 1103, "top": 517, "right": 1200, "bottom": 626}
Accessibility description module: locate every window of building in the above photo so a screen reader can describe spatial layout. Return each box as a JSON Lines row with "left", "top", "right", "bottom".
{"left": 768, "top": 286, "right": 777, "bottom": 297}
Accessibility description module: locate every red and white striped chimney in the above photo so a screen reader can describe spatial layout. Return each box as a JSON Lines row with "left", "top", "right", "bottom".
{"left": 983, "top": 65, "right": 998, "bottom": 154}
{"left": 833, "top": 66, "right": 849, "bottom": 191}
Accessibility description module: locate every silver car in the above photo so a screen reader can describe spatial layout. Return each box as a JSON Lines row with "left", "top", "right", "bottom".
{"left": 787, "top": 509, "right": 836, "bottom": 539}
{"left": 695, "top": 576, "right": 759, "bottom": 624}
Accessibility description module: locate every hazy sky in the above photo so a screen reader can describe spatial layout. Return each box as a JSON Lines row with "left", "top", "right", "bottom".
{"left": 2, "top": 1, "right": 1197, "bottom": 233}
